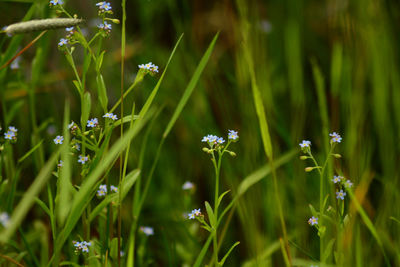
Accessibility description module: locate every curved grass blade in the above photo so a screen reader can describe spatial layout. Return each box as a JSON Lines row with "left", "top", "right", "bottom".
{"left": 0, "top": 149, "right": 60, "bottom": 243}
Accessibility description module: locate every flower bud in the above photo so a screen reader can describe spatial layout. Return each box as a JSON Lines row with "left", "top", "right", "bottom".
{"left": 111, "top": 19, "right": 120, "bottom": 24}
{"left": 229, "top": 151, "right": 236, "bottom": 157}
{"left": 305, "top": 167, "right": 315, "bottom": 172}
{"left": 300, "top": 155, "right": 308, "bottom": 160}
{"left": 332, "top": 153, "right": 342, "bottom": 158}
{"left": 202, "top": 147, "right": 210, "bottom": 153}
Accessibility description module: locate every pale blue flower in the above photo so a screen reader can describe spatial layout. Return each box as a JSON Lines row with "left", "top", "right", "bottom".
{"left": 336, "top": 189, "right": 346, "bottom": 200}
{"left": 299, "top": 140, "right": 311, "bottom": 148}
{"left": 182, "top": 181, "right": 194, "bottom": 190}
{"left": 87, "top": 118, "right": 98, "bottom": 128}
{"left": 73, "top": 240, "right": 91, "bottom": 253}
{"left": 58, "top": 160, "right": 63, "bottom": 168}
{"left": 0, "top": 212, "right": 10, "bottom": 228}
{"left": 97, "top": 184, "right": 107, "bottom": 197}
{"left": 103, "top": 113, "right": 118, "bottom": 120}
{"left": 138, "top": 62, "right": 159, "bottom": 73}
{"left": 8, "top": 126, "right": 18, "bottom": 132}
{"left": 345, "top": 180, "right": 353, "bottom": 188}
{"left": 110, "top": 185, "right": 118, "bottom": 193}
{"left": 332, "top": 175, "right": 342, "bottom": 184}
{"left": 96, "top": 1, "right": 112, "bottom": 12}
{"left": 58, "top": 38, "right": 68, "bottom": 47}
{"left": 140, "top": 226, "right": 154, "bottom": 236}
{"left": 78, "top": 155, "right": 89, "bottom": 164}
{"left": 98, "top": 22, "right": 112, "bottom": 32}
{"left": 308, "top": 216, "right": 318, "bottom": 226}
{"left": 188, "top": 208, "right": 201, "bottom": 219}
{"left": 228, "top": 130, "right": 239, "bottom": 141}
{"left": 50, "top": 0, "right": 64, "bottom": 6}
{"left": 4, "top": 131, "right": 15, "bottom": 140}
{"left": 217, "top": 137, "right": 225, "bottom": 144}
{"left": 54, "top": 135, "right": 64, "bottom": 145}
{"left": 330, "top": 132, "right": 342, "bottom": 143}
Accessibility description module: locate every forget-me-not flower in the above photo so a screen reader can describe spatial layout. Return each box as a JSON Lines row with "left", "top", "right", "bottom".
{"left": 103, "top": 113, "right": 118, "bottom": 120}
{"left": 228, "top": 130, "right": 239, "bottom": 141}
{"left": 332, "top": 175, "right": 342, "bottom": 184}
{"left": 97, "top": 184, "right": 107, "bottom": 197}
{"left": 58, "top": 38, "right": 68, "bottom": 47}
{"left": 182, "top": 181, "right": 194, "bottom": 190}
{"left": 330, "top": 132, "right": 342, "bottom": 143}
{"left": 299, "top": 140, "right": 311, "bottom": 148}
{"left": 336, "top": 189, "right": 346, "bottom": 200}
{"left": 345, "top": 179, "right": 353, "bottom": 188}
{"left": 54, "top": 135, "right": 64, "bottom": 145}
{"left": 0, "top": 212, "right": 10, "bottom": 228}
{"left": 308, "top": 216, "right": 318, "bottom": 226}
{"left": 4, "top": 131, "right": 15, "bottom": 140}
{"left": 140, "top": 226, "right": 154, "bottom": 236}
{"left": 50, "top": 0, "right": 64, "bottom": 6}
{"left": 78, "top": 155, "right": 89, "bottom": 164}
{"left": 188, "top": 208, "right": 201, "bottom": 219}
{"left": 87, "top": 118, "right": 98, "bottom": 128}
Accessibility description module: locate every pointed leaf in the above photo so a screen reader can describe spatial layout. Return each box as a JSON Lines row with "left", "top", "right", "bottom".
{"left": 219, "top": 241, "right": 240, "bottom": 266}
{"left": 217, "top": 190, "right": 230, "bottom": 208}
{"left": 96, "top": 74, "right": 108, "bottom": 112}
{"left": 205, "top": 201, "right": 215, "bottom": 227}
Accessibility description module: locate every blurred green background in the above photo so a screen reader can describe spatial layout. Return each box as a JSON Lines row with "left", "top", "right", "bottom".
{"left": 1, "top": 0, "right": 400, "bottom": 266}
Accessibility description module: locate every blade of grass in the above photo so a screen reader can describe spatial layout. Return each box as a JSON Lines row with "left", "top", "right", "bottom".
{"left": 242, "top": 32, "right": 291, "bottom": 265}
{"left": 0, "top": 148, "right": 60, "bottom": 243}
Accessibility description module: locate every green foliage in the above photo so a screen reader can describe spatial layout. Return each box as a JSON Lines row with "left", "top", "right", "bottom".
{"left": 0, "top": 0, "right": 400, "bottom": 266}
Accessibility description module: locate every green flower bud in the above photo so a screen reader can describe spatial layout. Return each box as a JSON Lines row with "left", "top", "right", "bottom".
{"left": 300, "top": 155, "right": 308, "bottom": 160}
{"left": 305, "top": 167, "right": 315, "bottom": 172}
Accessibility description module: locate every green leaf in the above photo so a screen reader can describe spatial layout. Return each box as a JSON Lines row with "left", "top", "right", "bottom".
{"left": 81, "top": 91, "right": 92, "bottom": 129}
{"left": 82, "top": 49, "right": 92, "bottom": 86}
{"left": 322, "top": 238, "right": 336, "bottom": 262}
{"left": 0, "top": 149, "right": 60, "bottom": 243}
{"left": 162, "top": 32, "right": 219, "bottom": 138}
{"left": 205, "top": 201, "right": 215, "bottom": 227}
{"left": 89, "top": 169, "right": 140, "bottom": 222}
{"left": 18, "top": 139, "right": 44, "bottom": 163}
{"left": 72, "top": 80, "right": 81, "bottom": 93}
{"left": 217, "top": 190, "right": 230, "bottom": 208}
{"left": 96, "top": 50, "right": 106, "bottom": 72}
{"left": 113, "top": 115, "right": 139, "bottom": 127}
{"left": 322, "top": 193, "right": 330, "bottom": 212}
{"left": 193, "top": 234, "right": 213, "bottom": 267}
{"left": 309, "top": 204, "right": 318, "bottom": 217}
{"left": 243, "top": 41, "right": 273, "bottom": 160}
{"left": 56, "top": 103, "right": 72, "bottom": 226}
{"left": 219, "top": 242, "right": 240, "bottom": 266}
{"left": 5, "top": 100, "right": 24, "bottom": 125}
{"left": 110, "top": 237, "right": 120, "bottom": 260}
{"left": 237, "top": 151, "right": 297, "bottom": 198}
{"left": 96, "top": 74, "right": 108, "bottom": 112}
{"left": 34, "top": 197, "right": 51, "bottom": 217}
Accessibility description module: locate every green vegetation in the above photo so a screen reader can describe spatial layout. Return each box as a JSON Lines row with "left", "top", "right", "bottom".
{"left": 0, "top": 0, "right": 399, "bottom": 266}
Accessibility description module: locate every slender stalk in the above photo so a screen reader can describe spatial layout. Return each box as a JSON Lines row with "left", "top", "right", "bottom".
{"left": 118, "top": 0, "right": 127, "bottom": 265}
{"left": 307, "top": 144, "right": 333, "bottom": 264}
{"left": 211, "top": 151, "right": 220, "bottom": 266}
